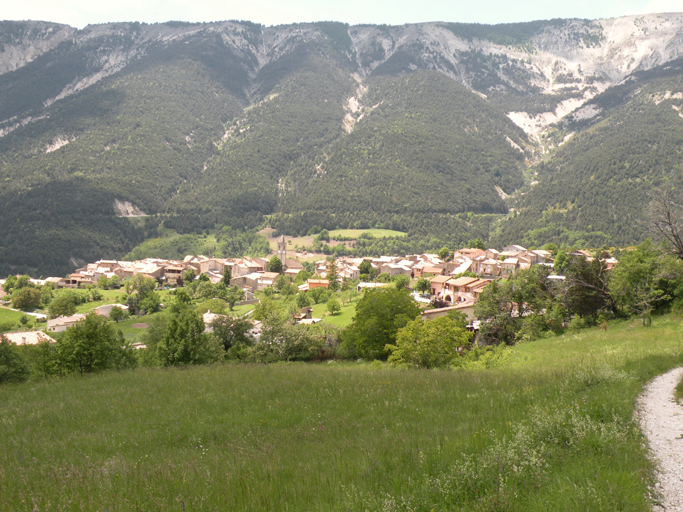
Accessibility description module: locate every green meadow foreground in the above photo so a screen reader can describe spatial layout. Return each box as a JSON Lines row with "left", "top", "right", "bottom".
{"left": 3, "top": 316, "right": 683, "bottom": 511}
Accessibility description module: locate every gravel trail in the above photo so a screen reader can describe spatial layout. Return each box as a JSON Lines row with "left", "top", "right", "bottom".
{"left": 637, "top": 367, "right": 683, "bottom": 511}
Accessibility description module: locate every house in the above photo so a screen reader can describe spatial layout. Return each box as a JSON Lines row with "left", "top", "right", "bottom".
{"left": 500, "top": 258, "right": 519, "bottom": 276}
{"left": 356, "top": 282, "right": 389, "bottom": 292}
{"left": 47, "top": 314, "right": 87, "bottom": 333}
{"left": 480, "top": 258, "right": 501, "bottom": 277}
{"left": 298, "top": 279, "right": 329, "bottom": 292}
{"left": 502, "top": 245, "right": 528, "bottom": 255}
{"left": 444, "top": 276, "right": 479, "bottom": 302}
{"left": 429, "top": 275, "right": 451, "bottom": 297}
{"left": 163, "top": 265, "right": 186, "bottom": 286}
{"left": 421, "top": 300, "right": 476, "bottom": 322}
{"left": 202, "top": 310, "right": 227, "bottom": 333}
{"left": 454, "top": 248, "right": 486, "bottom": 260}
{"left": 3, "top": 331, "right": 56, "bottom": 345}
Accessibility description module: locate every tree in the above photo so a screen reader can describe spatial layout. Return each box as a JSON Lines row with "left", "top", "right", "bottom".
{"left": 48, "top": 293, "right": 77, "bottom": 318}
{"left": 225, "top": 285, "right": 245, "bottom": 310}
{"left": 3, "top": 275, "right": 17, "bottom": 294}
{"left": 359, "top": 261, "right": 373, "bottom": 276}
{"left": 309, "top": 286, "right": 329, "bottom": 304}
{"left": 157, "top": 310, "right": 219, "bottom": 366}
{"left": 375, "top": 273, "right": 391, "bottom": 283}
{"left": 467, "top": 238, "right": 486, "bottom": 250}
{"left": 327, "top": 260, "right": 339, "bottom": 291}
{"left": 414, "top": 277, "right": 431, "bottom": 294}
{"left": 12, "top": 287, "right": 41, "bottom": 310}
{"left": 565, "top": 254, "right": 617, "bottom": 319}
{"left": 326, "top": 298, "right": 341, "bottom": 315}
{"left": 608, "top": 240, "right": 674, "bottom": 322}
{"left": 392, "top": 274, "right": 410, "bottom": 290}
{"left": 184, "top": 268, "right": 196, "bottom": 285}
{"left": 438, "top": 246, "right": 452, "bottom": 261}
{"left": 56, "top": 313, "right": 136, "bottom": 374}
{"left": 387, "top": 316, "right": 472, "bottom": 368}
{"left": 97, "top": 275, "right": 109, "bottom": 289}
{"left": 139, "top": 291, "right": 161, "bottom": 315}
{"left": 294, "top": 270, "right": 312, "bottom": 286}
{"left": 343, "top": 287, "right": 421, "bottom": 360}
{"left": 195, "top": 281, "right": 215, "bottom": 300}
{"left": 268, "top": 256, "right": 283, "bottom": 273}
{"left": 222, "top": 266, "right": 232, "bottom": 286}
{"left": 647, "top": 187, "right": 683, "bottom": 260}
{"left": 296, "top": 292, "right": 311, "bottom": 309}
{"left": 0, "top": 336, "right": 30, "bottom": 384}
{"left": 211, "top": 315, "right": 253, "bottom": 354}
{"left": 109, "top": 306, "right": 127, "bottom": 323}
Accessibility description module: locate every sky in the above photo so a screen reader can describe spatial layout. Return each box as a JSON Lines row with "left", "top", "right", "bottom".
{"left": 3, "top": 0, "right": 683, "bottom": 29}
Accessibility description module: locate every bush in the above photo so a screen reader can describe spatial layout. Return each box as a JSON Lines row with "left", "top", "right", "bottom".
{"left": 0, "top": 336, "right": 30, "bottom": 384}
{"left": 56, "top": 313, "right": 136, "bottom": 374}
{"left": 12, "top": 287, "right": 41, "bottom": 310}
{"left": 387, "top": 316, "right": 472, "bottom": 368}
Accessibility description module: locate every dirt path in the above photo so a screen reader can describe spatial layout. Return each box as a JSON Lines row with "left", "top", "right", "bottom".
{"left": 637, "top": 367, "right": 683, "bottom": 511}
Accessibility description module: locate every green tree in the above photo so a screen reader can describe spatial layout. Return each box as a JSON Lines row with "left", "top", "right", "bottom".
{"left": 48, "top": 293, "right": 78, "bottom": 318}
{"left": 296, "top": 292, "right": 311, "bottom": 309}
{"left": 139, "top": 291, "right": 162, "bottom": 315}
{"left": 327, "top": 260, "right": 339, "bottom": 291}
{"left": 565, "top": 254, "right": 616, "bottom": 319}
{"left": 438, "top": 246, "right": 452, "bottom": 261}
{"left": 309, "top": 286, "right": 329, "bottom": 304}
{"left": 414, "top": 277, "right": 431, "bottom": 294}
{"left": 294, "top": 270, "right": 312, "bottom": 286}
{"left": 211, "top": 315, "right": 253, "bottom": 354}
{"left": 56, "top": 313, "right": 136, "bottom": 374}
{"left": 222, "top": 266, "right": 232, "bottom": 286}
{"left": 268, "top": 256, "right": 283, "bottom": 273}
{"left": 392, "top": 274, "right": 410, "bottom": 290}
{"left": 97, "top": 275, "right": 109, "bottom": 289}
{"left": 359, "top": 260, "right": 373, "bottom": 275}
{"left": 0, "top": 335, "right": 30, "bottom": 384}
{"left": 12, "top": 287, "right": 41, "bottom": 310}
{"left": 157, "top": 310, "right": 219, "bottom": 366}
{"left": 183, "top": 268, "right": 196, "bottom": 285}
{"left": 467, "top": 238, "right": 486, "bottom": 250}
{"left": 3, "top": 275, "right": 17, "bottom": 294}
{"left": 109, "top": 306, "right": 127, "bottom": 323}
{"left": 326, "top": 298, "right": 341, "bottom": 315}
{"left": 387, "top": 316, "right": 472, "bottom": 368}
{"left": 195, "top": 281, "right": 215, "bottom": 300}
{"left": 343, "top": 287, "right": 421, "bottom": 360}
{"left": 225, "top": 285, "right": 245, "bottom": 310}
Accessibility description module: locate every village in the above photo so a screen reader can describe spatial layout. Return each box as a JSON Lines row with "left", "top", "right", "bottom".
{"left": 0, "top": 233, "right": 620, "bottom": 346}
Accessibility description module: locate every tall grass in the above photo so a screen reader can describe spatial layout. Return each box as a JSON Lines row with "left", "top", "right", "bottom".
{"left": 2, "top": 315, "right": 683, "bottom": 510}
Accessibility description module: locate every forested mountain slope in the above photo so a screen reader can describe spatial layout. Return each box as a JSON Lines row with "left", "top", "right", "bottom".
{"left": 2, "top": 15, "right": 683, "bottom": 274}
{"left": 493, "top": 57, "right": 683, "bottom": 248}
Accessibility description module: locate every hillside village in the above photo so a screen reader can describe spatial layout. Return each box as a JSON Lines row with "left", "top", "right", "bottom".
{"left": 0, "top": 233, "right": 620, "bottom": 342}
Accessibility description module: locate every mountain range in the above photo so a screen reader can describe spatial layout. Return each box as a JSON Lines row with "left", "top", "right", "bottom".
{"left": 2, "top": 14, "right": 683, "bottom": 275}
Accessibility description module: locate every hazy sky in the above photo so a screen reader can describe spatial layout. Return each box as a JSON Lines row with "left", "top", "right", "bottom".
{"left": 4, "top": 0, "right": 683, "bottom": 29}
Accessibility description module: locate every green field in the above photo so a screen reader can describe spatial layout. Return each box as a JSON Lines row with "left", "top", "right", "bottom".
{"left": 311, "top": 300, "right": 358, "bottom": 327}
{"left": 2, "top": 315, "right": 683, "bottom": 510}
{"left": 0, "top": 307, "right": 29, "bottom": 325}
{"left": 329, "top": 228, "right": 407, "bottom": 239}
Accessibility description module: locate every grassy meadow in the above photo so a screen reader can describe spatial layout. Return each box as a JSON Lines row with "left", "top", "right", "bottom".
{"left": 3, "top": 315, "right": 683, "bottom": 511}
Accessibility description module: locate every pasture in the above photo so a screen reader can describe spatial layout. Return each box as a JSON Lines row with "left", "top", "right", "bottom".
{"left": 2, "top": 315, "right": 683, "bottom": 511}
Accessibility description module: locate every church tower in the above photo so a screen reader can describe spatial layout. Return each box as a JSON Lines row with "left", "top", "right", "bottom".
{"left": 277, "top": 234, "right": 287, "bottom": 269}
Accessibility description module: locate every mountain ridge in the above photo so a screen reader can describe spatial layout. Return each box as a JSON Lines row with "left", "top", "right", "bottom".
{"left": 2, "top": 14, "right": 683, "bottom": 275}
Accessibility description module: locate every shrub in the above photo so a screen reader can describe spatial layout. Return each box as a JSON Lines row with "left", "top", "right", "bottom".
{"left": 0, "top": 336, "right": 30, "bottom": 384}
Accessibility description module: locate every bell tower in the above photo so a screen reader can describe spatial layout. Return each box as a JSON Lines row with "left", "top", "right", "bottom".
{"left": 277, "top": 234, "right": 287, "bottom": 268}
